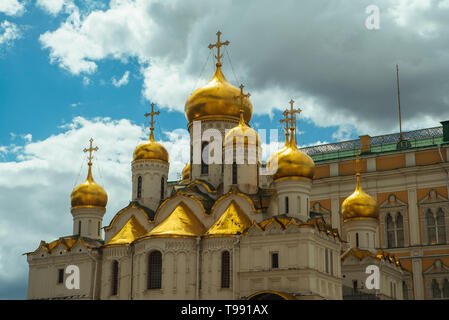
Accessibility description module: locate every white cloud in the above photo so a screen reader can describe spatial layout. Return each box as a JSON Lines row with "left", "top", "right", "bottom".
{"left": 0, "top": 116, "right": 193, "bottom": 297}
{"left": 36, "top": 0, "right": 66, "bottom": 15}
{"left": 82, "top": 76, "right": 91, "bottom": 85}
{"left": 0, "top": 0, "right": 25, "bottom": 16}
{"left": 37, "top": 0, "right": 449, "bottom": 139}
{"left": 112, "top": 70, "right": 130, "bottom": 87}
{"left": 0, "top": 20, "right": 21, "bottom": 48}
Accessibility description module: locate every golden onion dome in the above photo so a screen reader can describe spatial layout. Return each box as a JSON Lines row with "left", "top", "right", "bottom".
{"left": 267, "top": 138, "right": 315, "bottom": 181}
{"left": 224, "top": 113, "right": 260, "bottom": 149}
{"left": 342, "top": 173, "right": 379, "bottom": 222}
{"left": 71, "top": 164, "right": 108, "bottom": 209}
{"left": 185, "top": 66, "right": 252, "bottom": 123}
{"left": 133, "top": 131, "right": 169, "bottom": 163}
{"left": 181, "top": 162, "right": 190, "bottom": 181}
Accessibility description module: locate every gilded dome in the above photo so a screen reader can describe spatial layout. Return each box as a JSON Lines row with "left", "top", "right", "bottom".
{"left": 133, "top": 134, "right": 169, "bottom": 163}
{"left": 267, "top": 140, "right": 315, "bottom": 181}
{"left": 185, "top": 66, "right": 252, "bottom": 123}
{"left": 224, "top": 116, "right": 260, "bottom": 148}
{"left": 342, "top": 174, "right": 379, "bottom": 221}
{"left": 71, "top": 165, "right": 108, "bottom": 209}
{"left": 181, "top": 162, "right": 190, "bottom": 181}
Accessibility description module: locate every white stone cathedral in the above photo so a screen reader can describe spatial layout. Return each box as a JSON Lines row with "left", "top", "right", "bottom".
{"left": 26, "top": 32, "right": 407, "bottom": 300}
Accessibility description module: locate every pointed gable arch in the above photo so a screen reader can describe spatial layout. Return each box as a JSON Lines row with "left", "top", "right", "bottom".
{"left": 104, "top": 215, "right": 147, "bottom": 247}
{"left": 141, "top": 202, "right": 206, "bottom": 239}
{"left": 205, "top": 201, "right": 252, "bottom": 237}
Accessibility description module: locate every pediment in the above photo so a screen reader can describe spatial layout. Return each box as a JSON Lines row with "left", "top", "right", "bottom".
{"left": 380, "top": 194, "right": 408, "bottom": 208}
{"left": 419, "top": 189, "right": 448, "bottom": 205}
{"left": 423, "top": 259, "right": 449, "bottom": 274}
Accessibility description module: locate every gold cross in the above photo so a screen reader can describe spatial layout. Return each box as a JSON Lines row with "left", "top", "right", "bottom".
{"left": 83, "top": 138, "right": 98, "bottom": 165}
{"left": 144, "top": 103, "right": 160, "bottom": 140}
{"left": 286, "top": 99, "right": 302, "bottom": 129}
{"left": 208, "top": 31, "right": 230, "bottom": 67}
{"left": 234, "top": 84, "right": 250, "bottom": 123}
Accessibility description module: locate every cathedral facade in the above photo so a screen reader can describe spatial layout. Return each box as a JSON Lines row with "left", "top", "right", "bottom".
{"left": 26, "top": 33, "right": 449, "bottom": 300}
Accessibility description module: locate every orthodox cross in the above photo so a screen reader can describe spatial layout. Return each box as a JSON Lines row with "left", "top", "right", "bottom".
{"left": 280, "top": 110, "right": 291, "bottom": 141}
{"left": 234, "top": 84, "right": 250, "bottom": 123}
{"left": 208, "top": 31, "right": 230, "bottom": 67}
{"left": 144, "top": 102, "right": 160, "bottom": 140}
{"left": 83, "top": 138, "right": 98, "bottom": 166}
{"left": 285, "top": 99, "right": 301, "bottom": 144}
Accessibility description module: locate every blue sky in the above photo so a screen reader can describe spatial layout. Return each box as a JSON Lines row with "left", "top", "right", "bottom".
{"left": 1, "top": 0, "right": 449, "bottom": 299}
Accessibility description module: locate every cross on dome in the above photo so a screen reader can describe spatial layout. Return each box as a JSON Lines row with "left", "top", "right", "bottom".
{"left": 144, "top": 102, "right": 160, "bottom": 141}
{"left": 83, "top": 138, "right": 98, "bottom": 166}
{"left": 208, "top": 31, "right": 230, "bottom": 68}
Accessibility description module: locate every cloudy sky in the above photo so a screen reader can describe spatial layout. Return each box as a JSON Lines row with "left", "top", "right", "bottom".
{"left": 1, "top": 0, "right": 449, "bottom": 299}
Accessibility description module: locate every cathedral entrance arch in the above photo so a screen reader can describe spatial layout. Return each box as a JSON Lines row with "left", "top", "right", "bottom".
{"left": 246, "top": 290, "right": 295, "bottom": 300}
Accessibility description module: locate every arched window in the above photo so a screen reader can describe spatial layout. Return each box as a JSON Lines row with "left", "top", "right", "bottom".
{"left": 98, "top": 221, "right": 101, "bottom": 237}
{"left": 356, "top": 233, "right": 359, "bottom": 248}
{"left": 148, "top": 251, "right": 162, "bottom": 289}
{"left": 402, "top": 281, "right": 408, "bottom": 300}
{"left": 432, "top": 279, "right": 441, "bottom": 299}
{"left": 111, "top": 260, "right": 119, "bottom": 296}
{"left": 78, "top": 221, "right": 82, "bottom": 235}
{"left": 437, "top": 208, "right": 446, "bottom": 244}
{"left": 297, "top": 196, "right": 301, "bottom": 214}
{"left": 232, "top": 162, "right": 237, "bottom": 184}
{"left": 443, "top": 279, "right": 449, "bottom": 298}
{"left": 201, "top": 142, "right": 209, "bottom": 174}
{"left": 160, "top": 177, "right": 165, "bottom": 200}
{"left": 221, "top": 251, "right": 230, "bottom": 288}
{"left": 427, "top": 209, "right": 437, "bottom": 244}
{"left": 285, "top": 197, "right": 289, "bottom": 214}
{"left": 386, "top": 213, "right": 395, "bottom": 248}
{"left": 396, "top": 212, "right": 404, "bottom": 247}
{"left": 137, "top": 176, "right": 142, "bottom": 199}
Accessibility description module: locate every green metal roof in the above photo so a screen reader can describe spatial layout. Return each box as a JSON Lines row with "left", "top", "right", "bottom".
{"left": 300, "top": 126, "right": 445, "bottom": 163}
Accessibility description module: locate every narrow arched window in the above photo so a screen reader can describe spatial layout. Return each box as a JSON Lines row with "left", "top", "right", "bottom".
{"left": 402, "top": 281, "right": 408, "bottom": 300}
{"left": 285, "top": 197, "right": 289, "bottom": 214}
{"left": 432, "top": 279, "right": 441, "bottom": 299}
{"left": 78, "top": 221, "right": 82, "bottom": 235}
{"left": 443, "top": 279, "right": 449, "bottom": 298}
{"left": 396, "top": 212, "right": 404, "bottom": 247}
{"left": 427, "top": 209, "right": 437, "bottom": 244}
{"left": 98, "top": 221, "right": 101, "bottom": 237}
{"left": 386, "top": 213, "right": 395, "bottom": 248}
{"left": 437, "top": 208, "right": 446, "bottom": 244}
{"left": 356, "top": 233, "right": 359, "bottom": 248}
{"left": 148, "top": 251, "right": 162, "bottom": 289}
{"left": 111, "top": 260, "right": 119, "bottom": 296}
{"left": 232, "top": 161, "right": 237, "bottom": 184}
{"left": 297, "top": 196, "right": 301, "bottom": 214}
{"left": 201, "top": 142, "right": 209, "bottom": 174}
{"left": 221, "top": 251, "right": 230, "bottom": 288}
{"left": 160, "top": 177, "right": 165, "bottom": 200}
{"left": 137, "top": 176, "right": 142, "bottom": 199}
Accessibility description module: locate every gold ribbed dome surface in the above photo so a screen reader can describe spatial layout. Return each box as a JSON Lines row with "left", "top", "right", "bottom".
{"left": 71, "top": 165, "right": 108, "bottom": 208}
{"left": 342, "top": 175, "right": 379, "bottom": 221}
{"left": 181, "top": 162, "right": 190, "bottom": 181}
{"left": 185, "top": 67, "right": 252, "bottom": 123}
{"left": 133, "top": 136, "right": 169, "bottom": 163}
{"left": 268, "top": 142, "right": 315, "bottom": 181}
{"left": 224, "top": 120, "right": 260, "bottom": 147}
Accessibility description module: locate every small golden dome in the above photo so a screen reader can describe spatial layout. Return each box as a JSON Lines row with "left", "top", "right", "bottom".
{"left": 224, "top": 116, "right": 260, "bottom": 148}
{"left": 342, "top": 174, "right": 379, "bottom": 221}
{"left": 181, "top": 162, "right": 190, "bottom": 181}
{"left": 133, "top": 134, "right": 169, "bottom": 163}
{"left": 185, "top": 66, "right": 252, "bottom": 123}
{"left": 267, "top": 141, "right": 315, "bottom": 181}
{"left": 71, "top": 164, "right": 108, "bottom": 209}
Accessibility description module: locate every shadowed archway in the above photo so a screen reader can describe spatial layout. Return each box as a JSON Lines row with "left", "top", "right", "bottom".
{"left": 246, "top": 290, "right": 295, "bottom": 300}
